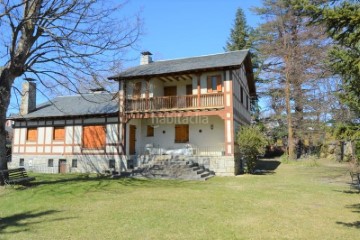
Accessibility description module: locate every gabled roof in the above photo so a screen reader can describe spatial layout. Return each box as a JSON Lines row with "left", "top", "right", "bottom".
{"left": 109, "top": 50, "right": 250, "bottom": 80}
{"left": 10, "top": 92, "right": 118, "bottom": 120}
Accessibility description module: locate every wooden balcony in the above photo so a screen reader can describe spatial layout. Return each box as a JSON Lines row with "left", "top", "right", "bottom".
{"left": 125, "top": 93, "right": 224, "bottom": 112}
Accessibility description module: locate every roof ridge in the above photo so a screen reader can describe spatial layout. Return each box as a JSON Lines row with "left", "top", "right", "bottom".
{"left": 155, "top": 49, "right": 249, "bottom": 63}
{"left": 54, "top": 92, "right": 116, "bottom": 98}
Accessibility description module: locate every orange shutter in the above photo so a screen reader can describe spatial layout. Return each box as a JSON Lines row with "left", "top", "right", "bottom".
{"left": 27, "top": 128, "right": 37, "bottom": 141}
{"left": 83, "top": 125, "right": 106, "bottom": 148}
{"left": 207, "top": 76, "right": 212, "bottom": 93}
{"left": 53, "top": 127, "right": 65, "bottom": 140}
{"left": 216, "top": 76, "right": 222, "bottom": 92}
{"left": 147, "top": 125, "right": 154, "bottom": 137}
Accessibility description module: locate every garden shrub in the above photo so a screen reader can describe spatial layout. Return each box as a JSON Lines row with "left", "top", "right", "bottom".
{"left": 237, "top": 125, "right": 268, "bottom": 174}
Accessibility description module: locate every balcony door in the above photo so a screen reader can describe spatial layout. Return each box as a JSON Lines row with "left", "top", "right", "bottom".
{"left": 164, "top": 86, "right": 177, "bottom": 108}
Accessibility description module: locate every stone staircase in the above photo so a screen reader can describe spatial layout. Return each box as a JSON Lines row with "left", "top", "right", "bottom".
{"left": 131, "top": 156, "right": 215, "bottom": 181}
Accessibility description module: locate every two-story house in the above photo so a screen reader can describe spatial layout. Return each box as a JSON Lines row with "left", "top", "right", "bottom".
{"left": 9, "top": 50, "right": 255, "bottom": 176}
{"left": 109, "top": 50, "right": 256, "bottom": 176}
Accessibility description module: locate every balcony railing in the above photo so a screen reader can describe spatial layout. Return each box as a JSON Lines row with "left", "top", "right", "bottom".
{"left": 125, "top": 93, "right": 224, "bottom": 112}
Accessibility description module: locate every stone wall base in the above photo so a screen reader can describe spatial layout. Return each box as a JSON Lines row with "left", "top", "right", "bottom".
{"left": 9, "top": 154, "right": 127, "bottom": 174}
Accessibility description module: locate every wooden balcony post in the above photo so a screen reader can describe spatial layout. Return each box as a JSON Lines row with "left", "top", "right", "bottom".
{"left": 145, "top": 78, "right": 150, "bottom": 110}
{"left": 118, "top": 80, "right": 127, "bottom": 155}
{"left": 197, "top": 73, "right": 201, "bottom": 107}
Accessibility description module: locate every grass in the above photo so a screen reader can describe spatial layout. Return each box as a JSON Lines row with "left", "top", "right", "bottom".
{"left": 0, "top": 158, "right": 359, "bottom": 239}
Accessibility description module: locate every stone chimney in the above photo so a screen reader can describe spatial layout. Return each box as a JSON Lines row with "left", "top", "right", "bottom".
{"left": 20, "top": 81, "right": 36, "bottom": 115}
{"left": 140, "top": 51, "right": 153, "bottom": 65}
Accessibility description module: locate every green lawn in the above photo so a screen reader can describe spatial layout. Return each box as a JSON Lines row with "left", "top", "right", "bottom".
{"left": 0, "top": 158, "right": 359, "bottom": 239}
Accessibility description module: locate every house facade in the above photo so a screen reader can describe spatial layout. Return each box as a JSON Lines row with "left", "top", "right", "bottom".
{"left": 9, "top": 50, "right": 255, "bottom": 176}
{"left": 9, "top": 84, "right": 125, "bottom": 174}
{"left": 109, "top": 50, "right": 256, "bottom": 176}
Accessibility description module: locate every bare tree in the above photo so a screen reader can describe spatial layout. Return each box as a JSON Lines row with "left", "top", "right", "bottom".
{"left": 0, "top": 0, "right": 142, "bottom": 173}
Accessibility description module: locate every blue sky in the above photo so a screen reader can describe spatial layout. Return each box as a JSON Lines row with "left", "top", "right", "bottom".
{"left": 7, "top": 0, "right": 264, "bottom": 115}
{"left": 123, "top": 0, "right": 262, "bottom": 67}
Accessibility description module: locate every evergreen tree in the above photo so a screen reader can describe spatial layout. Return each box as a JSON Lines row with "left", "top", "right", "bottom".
{"left": 253, "top": 0, "right": 331, "bottom": 159}
{"left": 225, "top": 8, "right": 251, "bottom": 51}
{"left": 306, "top": 0, "right": 360, "bottom": 117}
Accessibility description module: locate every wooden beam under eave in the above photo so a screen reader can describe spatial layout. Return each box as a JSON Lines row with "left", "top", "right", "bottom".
{"left": 183, "top": 75, "right": 192, "bottom": 81}
{"left": 159, "top": 77, "right": 170, "bottom": 82}
{"left": 168, "top": 76, "right": 177, "bottom": 82}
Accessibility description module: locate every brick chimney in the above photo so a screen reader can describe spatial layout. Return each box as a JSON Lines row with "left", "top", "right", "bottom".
{"left": 20, "top": 81, "right": 36, "bottom": 115}
{"left": 140, "top": 51, "right": 153, "bottom": 65}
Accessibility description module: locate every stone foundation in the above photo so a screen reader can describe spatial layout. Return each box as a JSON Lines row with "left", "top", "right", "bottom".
{"left": 134, "top": 155, "right": 241, "bottom": 176}
{"left": 9, "top": 155, "right": 127, "bottom": 174}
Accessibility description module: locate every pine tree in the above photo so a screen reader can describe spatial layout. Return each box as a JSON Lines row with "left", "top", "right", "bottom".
{"left": 306, "top": 0, "right": 360, "bottom": 116}
{"left": 253, "top": 0, "right": 331, "bottom": 159}
{"left": 225, "top": 8, "right": 251, "bottom": 51}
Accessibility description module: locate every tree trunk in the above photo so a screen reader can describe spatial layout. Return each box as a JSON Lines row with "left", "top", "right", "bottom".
{"left": 0, "top": 68, "right": 16, "bottom": 184}
{"left": 284, "top": 57, "right": 295, "bottom": 160}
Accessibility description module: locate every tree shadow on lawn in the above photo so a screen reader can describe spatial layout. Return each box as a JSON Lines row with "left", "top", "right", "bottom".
{"left": 0, "top": 210, "right": 74, "bottom": 235}
{"left": 253, "top": 158, "right": 281, "bottom": 175}
{"left": 336, "top": 203, "right": 360, "bottom": 229}
{"left": 22, "top": 174, "right": 194, "bottom": 194}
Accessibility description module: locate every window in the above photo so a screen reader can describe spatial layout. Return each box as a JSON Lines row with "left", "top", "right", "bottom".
{"left": 240, "top": 86, "right": 244, "bottom": 104}
{"left": 109, "top": 159, "right": 115, "bottom": 169}
{"left": 53, "top": 127, "right": 65, "bottom": 141}
{"left": 147, "top": 125, "right": 154, "bottom": 137}
{"left": 133, "top": 82, "right": 142, "bottom": 98}
{"left": 72, "top": 159, "right": 78, "bottom": 168}
{"left": 207, "top": 75, "right": 222, "bottom": 93}
{"left": 26, "top": 128, "right": 37, "bottom": 141}
{"left": 175, "top": 124, "right": 189, "bottom": 143}
{"left": 83, "top": 125, "right": 106, "bottom": 149}
{"left": 246, "top": 96, "right": 249, "bottom": 111}
{"left": 186, "top": 84, "right": 193, "bottom": 95}
{"left": 19, "top": 158, "right": 24, "bottom": 167}
{"left": 48, "top": 159, "right": 54, "bottom": 167}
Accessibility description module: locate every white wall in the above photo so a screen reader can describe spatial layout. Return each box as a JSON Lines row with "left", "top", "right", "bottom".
{"left": 132, "top": 116, "right": 224, "bottom": 154}
{"left": 232, "top": 65, "right": 251, "bottom": 124}
{"left": 12, "top": 123, "right": 120, "bottom": 155}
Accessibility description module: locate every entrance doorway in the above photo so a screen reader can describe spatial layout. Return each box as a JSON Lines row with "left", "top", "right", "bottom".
{"left": 59, "top": 159, "right": 67, "bottom": 173}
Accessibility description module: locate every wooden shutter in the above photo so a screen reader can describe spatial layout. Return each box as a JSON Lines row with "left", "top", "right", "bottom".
{"left": 147, "top": 125, "right": 154, "bottom": 137}
{"left": 53, "top": 127, "right": 65, "bottom": 140}
{"left": 27, "top": 128, "right": 37, "bottom": 141}
{"left": 83, "top": 125, "right": 106, "bottom": 149}
{"left": 207, "top": 76, "right": 212, "bottom": 93}
{"left": 208, "top": 75, "right": 222, "bottom": 92}
{"left": 216, "top": 76, "right": 222, "bottom": 92}
{"left": 175, "top": 125, "right": 189, "bottom": 143}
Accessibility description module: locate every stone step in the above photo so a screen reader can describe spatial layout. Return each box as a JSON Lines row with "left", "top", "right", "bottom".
{"left": 131, "top": 157, "right": 215, "bottom": 181}
{"left": 203, "top": 174, "right": 215, "bottom": 181}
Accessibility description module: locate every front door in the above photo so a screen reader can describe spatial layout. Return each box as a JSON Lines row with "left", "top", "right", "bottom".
{"left": 59, "top": 159, "right": 67, "bottom": 173}
{"left": 164, "top": 86, "right": 177, "bottom": 108}
{"left": 129, "top": 125, "right": 136, "bottom": 155}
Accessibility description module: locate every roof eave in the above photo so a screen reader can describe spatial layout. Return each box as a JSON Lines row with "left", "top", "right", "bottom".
{"left": 108, "top": 65, "right": 242, "bottom": 81}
